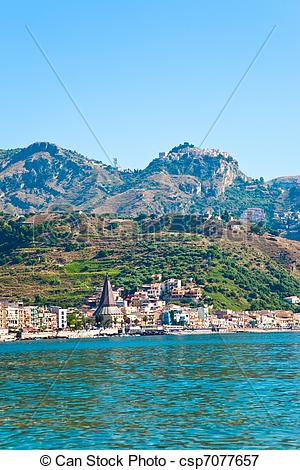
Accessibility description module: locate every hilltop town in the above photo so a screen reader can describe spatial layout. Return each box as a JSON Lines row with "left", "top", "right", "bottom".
{"left": 0, "top": 141, "right": 299, "bottom": 240}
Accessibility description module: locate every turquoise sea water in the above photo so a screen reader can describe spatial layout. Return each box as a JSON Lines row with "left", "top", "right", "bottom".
{"left": 0, "top": 333, "right": 299, "bottom": 449}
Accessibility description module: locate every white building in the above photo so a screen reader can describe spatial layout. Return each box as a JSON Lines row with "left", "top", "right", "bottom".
{"left": 6, "top": 304, "right": 21, "bottom": 329}
{"left": 49, "top": 306, "right": 68, "bottom": 329}
{"left": 141, "top": 283, "right": 161, "bottom": 299}
{"left": 284, "top": 296, "right": 300, "bottom": 305}
{"left": 198, "top": 306, "right": 210, "bottom": 327}
{"left": 161, "top": 279, "right": 182, "bottom": 294}
{"left": 240, "top": 207, "right": 266, "bottom": 223}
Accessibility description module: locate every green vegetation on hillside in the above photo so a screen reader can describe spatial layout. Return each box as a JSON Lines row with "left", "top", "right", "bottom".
{"left": 0, "top": 213, "right": 299, "bottom": 311}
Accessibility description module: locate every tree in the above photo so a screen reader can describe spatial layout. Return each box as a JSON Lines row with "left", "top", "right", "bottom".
{"left": 251, "top": 221, "right": 266, "bottom": 235}
{"left": 97, "top": 249, "right": 109, "bottom": 258}
{"left": 95, "top": 313, "right": 104, "bottom": 327}
{"left": 83, "top": 316, "right": 95, "bottom": 330}
{"left": 108, "top": 222, "right": 119, "bottom": 230}
{"left": 34, "top": 293, "right": 43, "bottom": 305}
{"left": 16, "top": 329, "right": 22, "bottom": 340}
{"left": 67, "top": 311, "right": 83, "bottom": 330}
{"left": 104, "top": 316, "right": 112, "bottom": 328}
{"left": 268, "top": 227, "right": 280, "bottom": 236}
{"left": 135, "top": 213, "right": 148, "bottom": 221}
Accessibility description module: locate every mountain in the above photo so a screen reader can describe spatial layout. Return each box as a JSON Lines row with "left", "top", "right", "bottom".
{"left": 271, "top": 175, "right": 300, "bottom": 212}
{"left": 0, "top": 141, "right": 299, "bottom": 219}
{"left": 270, "top": 175, "right": 300, "bottom": 188}
{"left": 1, "top": 142, "right": 300, "bottom": 313}
{"left": 0, "top": 142, "right": 123, "bottom": 213}
{"left": 0, "top": 141, "right": 248, "bottom": 215}
{"left": 268, "top": 176, "right": 300, "bottom": 212}
{"left": 97, "top": 144, "right": 249, "bottom": 215}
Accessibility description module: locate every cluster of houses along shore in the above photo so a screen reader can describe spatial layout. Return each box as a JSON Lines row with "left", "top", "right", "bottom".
{"left": 1, "top": 274, "right": 300, "bottom": 337}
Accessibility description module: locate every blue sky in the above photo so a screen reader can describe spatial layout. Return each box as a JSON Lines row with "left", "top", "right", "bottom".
{"left": 0, "top": 0, "right": 299, "bottom": 179}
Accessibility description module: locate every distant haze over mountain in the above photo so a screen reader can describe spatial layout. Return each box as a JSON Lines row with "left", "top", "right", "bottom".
{"left": 0, "top": 141, "right": 299, "bottom": 217}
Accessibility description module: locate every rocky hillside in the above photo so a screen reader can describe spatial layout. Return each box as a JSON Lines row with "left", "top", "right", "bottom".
{"left": 0, "top": 141, "right": 299, "bottom": 218}
{"left": 268, "top": 176, "right": 300, "bottom": 212}
{"left": 97, "top": 144, "right": 249, "bottom": 215}
{"left": 0, "top": 142, "right": 124, "bottom": 213}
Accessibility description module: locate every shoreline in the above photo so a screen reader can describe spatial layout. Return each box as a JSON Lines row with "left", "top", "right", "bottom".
{"left": 1, "top": 327, "right": 299, "bottom": 343}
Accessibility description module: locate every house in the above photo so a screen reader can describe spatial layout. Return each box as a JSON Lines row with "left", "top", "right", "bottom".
{"left": 162, "top": 305, "right": 185, "bottom": 325}
{"left": 0, "top": 303, "right": 7, "bottom": 329}
{"left": 26, "top": 305, "right": 40, "bottom": 329}
{"left": 37, "top": 308, "right": 58, "bottom": 331}
{"left": 185, "top": 286, "right": 202, "bottom": 299}
{"left": 49, "top": 306, "right": 68, "bottom": 329}
{"left": 141, "top": 283, "right": 161, "bottom": 299}
{"left": 228, "top": 221, "right": 242, "bottom": 232}
{"left": 161, "top": 279, "right": 182, "bottom": 294}
{"left": 240, "top": 208, "right": 266, "bottom": 223}
{"left": 284, "top": 295, "right": 300, "bottom": 305}
{"left": 171, "top": 287, "right": 186, "bottom": 298}
{"left": 188, "top": 310, "right": 206, "bottom": 328}
{"left": 1, "top": 302, "right": 31, "bottom": 330}
{"left": 274, "top": 311, "right": 294, "bottom": 328}
{"left": 0, "top": 302, "right": 61, "bottom": 331}
{"left": 258, "top": 312, "right": 275, "bottom": 328}
{"left": 198, "top": 306, "right": 210, "bottom": 327}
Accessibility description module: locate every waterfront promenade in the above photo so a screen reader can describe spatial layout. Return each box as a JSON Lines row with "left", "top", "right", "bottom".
{"left": 1, "top": 327, "right": 299, "bottom": 342}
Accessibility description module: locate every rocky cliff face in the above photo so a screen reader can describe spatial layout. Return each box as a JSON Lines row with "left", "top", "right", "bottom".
{"left": 143, "top": 144, "right": 248, "bottom": 196}
{"left": 95, "top": 144, "right": 249, "bottom": 215}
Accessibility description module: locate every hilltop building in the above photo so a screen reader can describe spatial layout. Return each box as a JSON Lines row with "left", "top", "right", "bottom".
{"left": 240, "top": 207, "right": 266, "bottom": 223}
{"left": 284, "top": 295, "right": 300, "bottom": 305}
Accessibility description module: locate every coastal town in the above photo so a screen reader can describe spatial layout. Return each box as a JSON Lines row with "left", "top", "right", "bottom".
{"left": 1, "top": 273, "right": 300, "bottom": 341}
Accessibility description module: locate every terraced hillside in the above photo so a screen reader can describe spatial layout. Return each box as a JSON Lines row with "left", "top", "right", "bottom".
{"left": 0, "top": 213, "right": 300, "bottom": 311}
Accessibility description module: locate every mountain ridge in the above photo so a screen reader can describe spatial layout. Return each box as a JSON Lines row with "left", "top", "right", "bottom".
{"left": 0, "top": 141, "right": 299, "bottom": 219}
